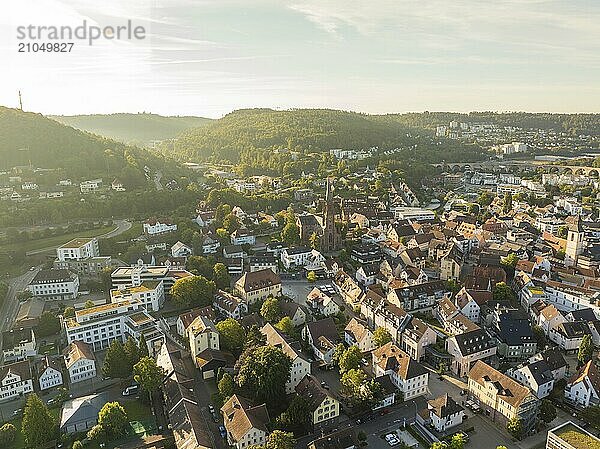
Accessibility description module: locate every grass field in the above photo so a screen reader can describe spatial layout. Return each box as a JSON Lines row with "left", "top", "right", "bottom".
{"left": 1, "top": 225, "right": 116, "bottom": 254}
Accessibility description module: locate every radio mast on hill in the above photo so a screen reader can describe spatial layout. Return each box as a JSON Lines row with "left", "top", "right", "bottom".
{"left": 18, "top": 90, "right": 23, "bottom": 111}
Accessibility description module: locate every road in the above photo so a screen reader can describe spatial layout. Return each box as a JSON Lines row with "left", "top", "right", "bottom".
{"left": 0, "top": 266, "right": 41, "bottom": 358}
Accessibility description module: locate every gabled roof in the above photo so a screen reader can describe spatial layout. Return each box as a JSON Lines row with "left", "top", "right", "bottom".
{"left": 569, "top": 360, "right": 600, "bottom": 396}
{"left": 295, "top": 374, "right": 335, "bottom": 412}
{"left": 468, "top": 361, "right": 532, "bottom": 409}
{"left": 452, "top": 329, "right": 493, "bottom": 356}
{"left": 63, "top": 341, "right": 95, "bottom": 369}
{"left": 60, "top": 392, "right": 108, "bottom": 429}
{"left": 236, "top": 268, "right": 281, "bottom": 292}
{"left": 428, "top": 394, "right": 464, "bottom": 419}
{"left": 221, "top": 395, "right": 270, "bottom": 441}
{"left": 0, "top": 360, "right": 31, "bottom": 382}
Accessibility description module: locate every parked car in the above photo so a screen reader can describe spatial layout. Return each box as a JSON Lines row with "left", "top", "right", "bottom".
{"left": 208, "top": 404, "right": 215, "bottom": 413}
{"left": 385, "top": 433, "right": 399, "bottom": 446}
{"left": 122, "top": 385, "right": 139, "bottom": 396}
{"left": 12, "top": 409, "right": 22, "bottom": 417}
{"left": 219, "top": 425, "right": 227, "bottom": 438}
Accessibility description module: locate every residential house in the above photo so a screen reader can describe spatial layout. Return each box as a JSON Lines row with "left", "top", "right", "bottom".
{"left": 306, "top": 287, "right": 340, "bottom": 317}
{"left": 143, "top": 218, "right": 177, "bottom": 235}
{"left": 221, "top": 395, "right": 270, "bottom": 449}
{"left": 36, "top": 355, "right": 63, "bottom": 391}
{"left": 355, "top": 263, "right": 379, "bottom": 287}
{"left": 248, "top": 254, "right": 278, "bottom": 273}
{"left": 214, "top": 290, "right": 248, "bottom": 319}
{"left": 424, "top": 394, "right": 465, "bottom": 433}
{"left": 468, "top": 361, "right": 539, "bottom": 433}
{"left": 176, "top": 307, "right": 214, "bottom": 337}
{"left": 2, "top": 328, "right": 36, "bottom": 363}
{"left": 401, "top": 317, "right": 437, "bottom": 362}
{"left": 280, "top": 301, "right": 307, "bottom": 327}
{"left": 0, "top": 360, "right": 33, "bottom": 402}
{"left": 564, "top": 360, "right": 600, "bottom": 408}
{"left": 549, "top": 322, "right": 591, "bottom": 352}
{"left": 372, "top": 343, "right": 429, "bottom": 400}
{"left": 295, "top": 374, "right": 340, "bottom": 427}
{"left": 455, "top": 288, "right": 492, "bottom": 323}
{"left": 261, "top": 323, "right": 311, "bottom": 393}
{"left": 507, "top": 359, "right": 556, "bottom": 399}
{"left": 231, "top": 229, "right": 256, "bottom": 246}
{"left": 446, "top": 329, "right": 497, "bottom": 377}
{"left": 63, "top": 341, "right": 96, "bottom": 384}
{"left": 28, "top": 268, "right": 79, "bottom": 300}
{"left": 234, "top": 269, "right": 281, "bottom": 304}
{"left": 344, "top": 318, "right": 375, "bottom": 352}
{"left": 171, "top": 241, "right": 193, "bottom": 258}
{"left": 188, "top": 316, "right": 220, "bottom": 364}
{"left": 303, "top": 318, "right": 340, "bottom": 364}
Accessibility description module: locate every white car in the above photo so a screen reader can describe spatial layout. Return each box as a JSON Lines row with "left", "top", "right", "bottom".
{"left": 385, "top": 434, "right": 399, "bottom": 446}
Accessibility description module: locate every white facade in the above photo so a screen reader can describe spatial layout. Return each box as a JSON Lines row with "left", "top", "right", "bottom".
{"left": 0, "top": 362, "right": 33, "bottom": 402}
{"left": 57, "top": 238, "right": 100, "bottom": 261}
{"left": 38, "top": 363, "right": 63, "bottom": 391}
{"left": 281, "top": 248, "right": 324, "bottom": 270}
{"left": 110, "top": 280, "right": 165, "bottom": 312}
{"left": 66, "top": 357, "right": 96, "bottom": 384}
{"left": 143, "top": 220, "right": 177, "bottom": 235}
{"left": 28, "top": 270, "right": 79, "bottom": 300}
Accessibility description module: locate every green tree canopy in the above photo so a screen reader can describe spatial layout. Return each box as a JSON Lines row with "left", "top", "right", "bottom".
{"left": 260, "top": 297, "right": 281, "bottom": 322}
{"left": 170, "top": 275, "right": 216, "bottom": 308}
{"left": 216, "top": 318, "right": 246, "bottom": 353}
{"left": 372, "top": 327, "right": 392, "bottom": 347}
{"left": 213, "top": 262, "right": 230, "bottom": 289}
{"left": 338, "top": 345, "right": 362, "bottom": 374}
{"left": 102, "top": 340, "right": 131, "bottom": 379}
{"left": 133, "top": 356, "right": 165, "bottom": 394}
{"left": 22, "top": 393, "right": 57, "bottom": 448}
{"left": 236, "top": 345, "right": 292, "bottom": 404}
{"left": 578, "top": 334, "right": 594, "bottom": 367}
{"left": 98, "top": 402, "right": 128, "bottom": 437}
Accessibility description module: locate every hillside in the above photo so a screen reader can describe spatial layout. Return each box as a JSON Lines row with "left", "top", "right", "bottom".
{"left": 383, "top": 112, "right": 600, "bottom": 135}
{"left": 162, "top": 108, "right": 481, "bottom": 164}
{"left": 51, "top": 113, "right": 212, "bottom": 145}
{"left": 0, "top": 106, "right": 176, "bottom": 186}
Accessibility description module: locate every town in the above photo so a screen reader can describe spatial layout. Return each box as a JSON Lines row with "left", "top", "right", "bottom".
{"left": 2, "top": 116, "right": 600, "bottom": 449}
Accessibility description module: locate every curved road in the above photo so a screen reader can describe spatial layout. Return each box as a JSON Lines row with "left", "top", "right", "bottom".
{"left": 25, "top": 219, "right": 133, "bottom": 256}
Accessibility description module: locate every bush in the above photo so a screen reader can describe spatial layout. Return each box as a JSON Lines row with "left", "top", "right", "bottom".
{"left": 0, "top": 423, "right": 17, "bottom": 446}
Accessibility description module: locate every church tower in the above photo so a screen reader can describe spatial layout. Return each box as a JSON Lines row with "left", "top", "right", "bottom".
{"left": 565, "top": 216, "right": 584, "bottom": 267}
{"left": 321, "top": 177, "right": 342, "bottom": 252}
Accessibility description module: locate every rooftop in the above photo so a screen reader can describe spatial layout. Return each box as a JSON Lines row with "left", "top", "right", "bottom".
{"left": 551, "top": 422, "right": 600, "bottom": 449}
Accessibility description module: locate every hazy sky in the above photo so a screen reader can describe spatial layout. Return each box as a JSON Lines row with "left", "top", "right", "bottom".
{"left": 2, "top": 0, "right": 600, "bottom": 117}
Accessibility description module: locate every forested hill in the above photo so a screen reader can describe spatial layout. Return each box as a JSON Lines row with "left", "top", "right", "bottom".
{"left": 384, "top": 112, "right": 600, "bottom": 135}
{"left": 163, "top": 108, "right": 478, "bottom": 162}
{"left": 0, "top": 107, "right": 176, "bottom": 187}
{"left": 51, "top": 113, "right": 212, "bottom": 145}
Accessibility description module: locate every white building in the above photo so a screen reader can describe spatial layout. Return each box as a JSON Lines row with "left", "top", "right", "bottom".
{"left": 37, "top": 356, "right": 63, "bottom": 391}
{"left": 507, "top": 360, "right": 555, "bottom": 399}
{"left": 391, "top": 207, "right": 436, "bottom": 222}
{"left": 80, "top": 179, "right": 103, "bottom": 194}
{"left": 110, "top": 280, "right": 165, "bottom": 312}
{"left": 281, "top": 247, "right": 325, "bottom": 270}
{"left": 143, "top": 218, "right": 177, "bottom": 235}
{"left": 188, "top": 316, "right": 220, "bottom": 365}
{"left": 57, "top": 238, "right": 100, "bottom": 261}
{"left": 2, "top": 328, "right": 36, "bottom": 363}
{"left": 425, "top": 394, "right": 465, "bottom": 433}
{"left": 262, "top": 323, "right": 311, "bottom": 393}
{"left": 63, "top": 341, "right": 96, "bottom": 384}
{"left": 230, "top": 229, "right": 256, "bottom": 246}
{"left": 171, "top": 241, "right": 193, "bottom": 258}
{"left": 372, "top": 343, "right": 429, "bottom": 400}
{"left": 28, "top": 269, "right": 79, "bottom": 300}
{"left": 0, "top": 361, "right": 33, "bottom": 402}
{"left": 64, "top": 299, "right": 165, "bottom": 354}
{"left": 221, "top": 395, "right": 269, "bottom": 449}
{"left": 565, "top": 360, "right": 600, "bottom": 408}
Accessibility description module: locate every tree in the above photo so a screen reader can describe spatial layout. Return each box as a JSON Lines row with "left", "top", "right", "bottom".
{"left": 35, "top": 311, "right": 61, "bottom": 337}
{"left": 218, "top": 372, "right": 235, "bottom": 400}
{"left": 84, "top": 300, "right": 96, "bottom": 309}
{"left": 213, "top": 263, "right": 230, "bottom": 289}
{"left": 103, "top": 340, "right": 131, "bottom": 379}
{"left": 493, "top": 282, "right": 516, "bottom": 305}
{"left": 502, "top": 192, "right": 513, "bottom": 213}
{"left": 264, "top": 430, "right": 295, "bottom": 449}
{"left": 170, "top": 275, "right": 216, "bottom": 308}
{"left": 281, "top": 220, "right": 300, "bottom": 246}
{"left": 501, "top": 252, "right": 519, "bottom": 269}
{"left": 86, "top": 424, "right": 105, "bottom": 441}
{"left": 244, "top": 324, "right": 266, "bottom": 349}
{"left": 0, "top": 423, "right": 17, "bottom": 447}
{"left": 216, "top": 318, "right": 246, "bottom": 352}
{"left": 276, "top": 395, "right": 311, "bottom": 430}
{"left": 223, "top": 213, "right": 241, "bottom": 233}
{"left": 340, "top": 368, "right": 367, "bottom": 397}
{"left": 138, "top": 334, "right": 149, "bottom": 358}
{"left": 236, "top": 345, "right": 292, "bottom": 404}
{"left": 332, "top": 343, "right": 345, "bottom": 366}
{"left": 580, "top": 405, "right": 600, "bottom": 430}
{"left": 477, "top": 191, "right": 493, "bottom": 208}
{"left": 373, "top": 327, "right": 392, "bottom": 347}
{"left": 275, "top": 316, "right": 295, "bottom": 336}
{"left": 306, "top": 271, "right": 317, "bottom": 283}
{"left": 309, "top": 232, "right": 320, "bottom": 250}
{"left": 448, "top": 433, "right": 465, "bottom": 449}
{"left": 133, "top": 356, "right": 165, "bottom": 394}
{"left": 260, "top": 297, "right": 281, "bottom": 322}
{"left": 124, "top": 336, "right": 141, "bottom": 370}
{"left": 506, "top": 417, "right": 524, "bottom": 439}
{"left": 63, "top": 306, "right": 75, "bottom": 318}
{"left": 578, "top": 334, "right": 593, "bottom": 367}
{"left": 98, "top": 402, "right": 128, "bottom": 437}
{"left": 539, "top": 399, "right": 557, "bottom": 424}
{"left": 532, "top": 325, "right": 546, "bottom": 349}
{"left": 338, "top": 345, "right": 362, "bottom": 374}
{"left": 22, "top": 393, "right": 56, "bottom": 448}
